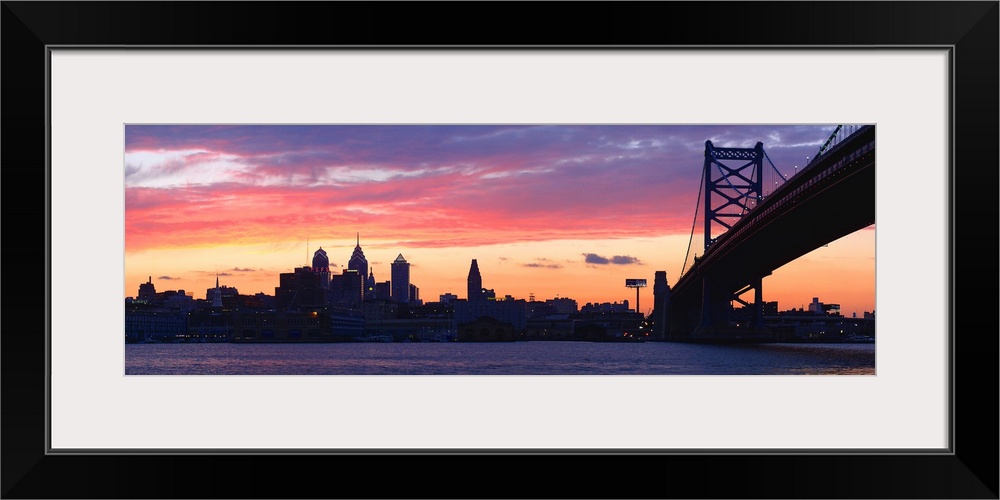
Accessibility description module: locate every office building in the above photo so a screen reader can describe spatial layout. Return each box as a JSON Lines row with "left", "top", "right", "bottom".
{"left": 391, "top": 254, "right": 410, "bottom": 303}
{"left": 375, "top": 281, "right": 391, "bottom": 301}
{"left": 467, "top": 259, "right": 483, "bottom": 302}
{"left": 330, "top": 269, "right": 363, "bottom": 308}
{"left": 138, "top": 276, "right": 156, "bottom": 302}
{"left": 275, "top": 266, "right": 326, "bottom": 311}
{"left": 312, "top": 247, "right": 331, "bottom": 288}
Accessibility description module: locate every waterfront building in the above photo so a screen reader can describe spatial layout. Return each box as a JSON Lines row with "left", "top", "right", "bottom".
{"left": 454, "top": 298, "right": 527, "bottom": 331}
{"left": 125, "top": 301, "right": 187, "bottom": 342}
{"left": 185, "top": 307, "right": 235, "bottom": 341}
{"left": 329, "top": 307, "right": 366, "bottom": 339}
{"left": 409, "top": 284, "right": 420, "bottom": 305}
{"left": 362, "top": 299, "right": 399, "bottom": 325}
{"left": 545, "top": 297, "right": 578, "bottom": 315}
{"left": 227, "top": 307, "right": 365, "bottom": 342}
{"left": 348, "top": 234, "right": 369, "bottom": 300}
{"left": 228, "top": 309, "right": 325, "bottom": 342}
{"left": 312, "top": 247, "right": 331, "bottom": 289}
{"left": 580, "top": 301, "right": 630, "bottom": 313}
{"left": 571, "top": 310, "right": 644, "bottom": 340}
{"left": 457, "top": 316, "right": 515, "bottom": 342}
{"left": 364, "top": 316, "right": 456, "bottom": 342}
{"left": 525, "top": 312, "right": 575, "bottom": 340}
{"left": 390, "top": 254, "right": 410, "bottom": 303}
{"left": 467, "top": 259, "right": 484, "bottom": 302}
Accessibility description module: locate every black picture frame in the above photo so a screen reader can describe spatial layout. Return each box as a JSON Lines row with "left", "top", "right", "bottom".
{"left": 3, "top": 2, "right": 997, "bottom": 498}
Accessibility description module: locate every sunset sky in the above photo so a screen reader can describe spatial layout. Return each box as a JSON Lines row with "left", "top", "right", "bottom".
{"left": 124, "top": 124, "right": 876, "bottom": 316}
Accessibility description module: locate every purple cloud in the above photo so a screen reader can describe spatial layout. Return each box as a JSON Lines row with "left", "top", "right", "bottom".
{"left": 583, "top": 253, "right": 610, "bottom": 265}
{"left": 583, "top": 253, "right": 642, "bottom": 265}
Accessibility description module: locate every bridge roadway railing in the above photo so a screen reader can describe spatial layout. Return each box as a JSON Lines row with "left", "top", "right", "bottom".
{"left": 675, "top": 125, "right": 875, "bottom": 291}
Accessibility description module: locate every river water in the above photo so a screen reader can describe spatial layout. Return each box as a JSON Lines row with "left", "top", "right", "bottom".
{"left": 125, "top": 341, "right": 875, "bottom": 375}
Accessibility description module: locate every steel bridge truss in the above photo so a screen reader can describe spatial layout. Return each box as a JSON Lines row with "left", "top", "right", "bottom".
{"left": 703, "top": 140, "right": 764, "bottom": 250}
{"left": 701, "top": 140, "right": 766, "bottom": 330}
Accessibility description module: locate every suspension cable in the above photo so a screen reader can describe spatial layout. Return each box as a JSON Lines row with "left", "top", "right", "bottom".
{"left": 686, "top": 145, "right": 787, "bottom": 275}
{"left": 680, "top": 158, "right": 706, "bottom": 277}
{"left": 763, "top": 149, "right": 786, "bottom": 181}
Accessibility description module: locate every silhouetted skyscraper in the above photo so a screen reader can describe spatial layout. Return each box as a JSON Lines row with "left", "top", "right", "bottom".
{"left": 467, "top": 259, "right": 483, "bottom": 302}
{"left": 138, "top": 276, "right": 156, "bottom": 301}
{"left": 391, "top": 254, "right": 410, "bottom": 303}
{"left": 330, "top": 269, "right": 362, "bottom": 308}
{"left": 348, "top": 234, "right": 368, "bottom": 300}
{"left": 276, "top": 267, "right": 326, "bottom": 311}
{"left": 312, "top": 247, "right": 330, "bottom": 288}
{"left": 652, "top": 271, "right": 671, "bottom": 338}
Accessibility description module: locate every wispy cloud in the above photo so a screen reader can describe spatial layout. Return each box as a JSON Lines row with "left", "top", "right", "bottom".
{"left": 521, "top": 260, "right": 563, "bottom": 269}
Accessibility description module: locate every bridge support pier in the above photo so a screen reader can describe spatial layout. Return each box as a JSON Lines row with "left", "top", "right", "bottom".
{"left": 754, "top": 280, "right": 764, "bottom": 328}
{"left": 699, "top": 278, "right": 712, "bottom": 330}
{"left": 688, "top": 275, "right": 774, "bottom": 341}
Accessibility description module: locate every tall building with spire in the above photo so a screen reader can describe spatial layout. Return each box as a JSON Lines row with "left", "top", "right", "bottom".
{"left": 390, "top": 253, "right": 410, "bottom": 303}
{"left": 348, "top": 233, "right": 369, "bottom": 300}
{"left": 365, "top": 269, "right": 377, "bottom": 300}
{"left": 211, "top": 274, "right": 224, "bottom": 308}
{"left": 312, "top": 247, "right": 330, "bottom": 289}
{"left": 467, "top": 259, "right": 484, "bottom": 302}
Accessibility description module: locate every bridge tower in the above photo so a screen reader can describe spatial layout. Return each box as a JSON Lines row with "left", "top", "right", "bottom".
{"left": 704, "top": 140, "right": 764, "bottom": 248}
{"left": 700, "top": 140, "right": 767, "bottom": 331}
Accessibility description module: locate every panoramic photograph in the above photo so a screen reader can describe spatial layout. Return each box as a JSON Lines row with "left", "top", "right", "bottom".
{"left": 124, "top": 124, "right": 876, "bottom": 375}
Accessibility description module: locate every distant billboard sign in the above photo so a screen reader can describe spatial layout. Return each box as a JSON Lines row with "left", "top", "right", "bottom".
{"left": 625, "top": 279, "right": 647, "bottom": 287}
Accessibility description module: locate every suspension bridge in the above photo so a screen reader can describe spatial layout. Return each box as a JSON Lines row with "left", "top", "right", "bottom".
{"left": 653, "top": 125, "right": 876, "bottom": 341}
